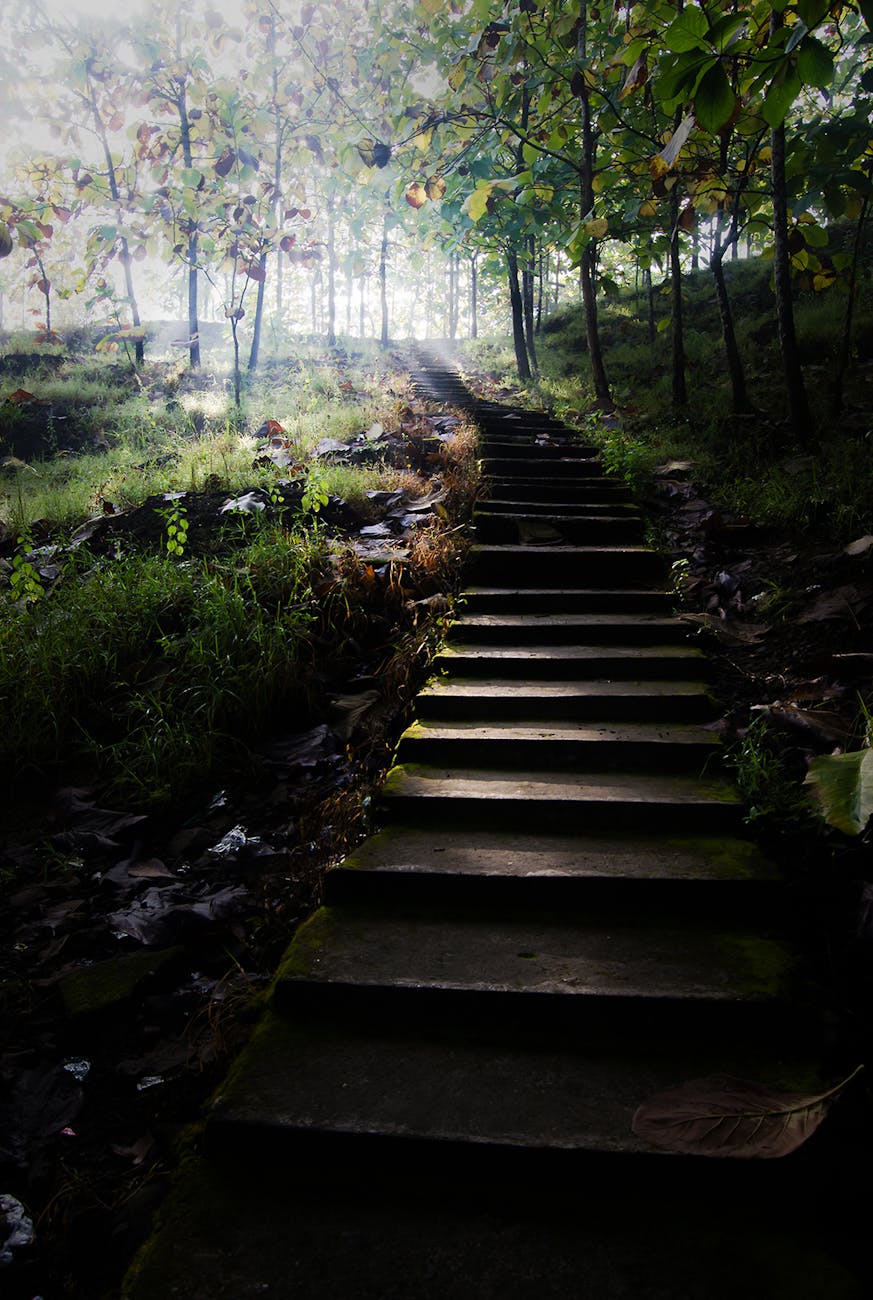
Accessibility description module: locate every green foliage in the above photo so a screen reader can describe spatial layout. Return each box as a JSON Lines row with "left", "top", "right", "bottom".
{"left": 159, "top": 502, "right": 189, "bottom": 558}
{"left": 0, "top": 533, "right": 324, "bottom": 803}
{"left": 9, "top": 537, "right": 43, "bottom": 605}
{"left": 726, "top": 718, "right": 819, "bottom": 834}
{"left": 301, "top": 466, "right": 330, "bottom": 515}
{"left": 805, "top": 747, "right": 873, "bottom": 836}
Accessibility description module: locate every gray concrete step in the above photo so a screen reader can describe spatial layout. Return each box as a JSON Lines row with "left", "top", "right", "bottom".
{"left": 381, "top": 764, "right": 743, "bottom": 833}
{"left": 449, "top": 611, "right": 689, "bottom": 646}
{"left": 460, "top": 585, "right": 672, "bottom": 614}
{"left": 473, "top": 510, "right": 646, "bottom": 544}
{"left": 468, "top": 543, "right": 668, "bottom": 586}
{"left": 395, "top": 718, "right": 719, "bottom": 772}
{"left": 433, "top": 643, "right": 707, "bottom": 680}
{"left": 415, "top": 677, "right": 714, "bottom": 722}
{"left": 324, "top": 825, "right": 781, "bottom": 913}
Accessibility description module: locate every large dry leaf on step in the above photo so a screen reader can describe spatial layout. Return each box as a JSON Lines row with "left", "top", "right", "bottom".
{"left": 844, "top": 535, "right": 873, "bottom": 557}
{"left": 632, "top": 1071, "right": 857, "bottom": 1158}
{"left": 517, "top": 520, "right": 565, "bottom": 545}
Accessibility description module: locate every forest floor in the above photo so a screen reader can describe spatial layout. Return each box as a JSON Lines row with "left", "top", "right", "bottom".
{"left": 2, "top": 347, "right": 873, "bottom": 1298}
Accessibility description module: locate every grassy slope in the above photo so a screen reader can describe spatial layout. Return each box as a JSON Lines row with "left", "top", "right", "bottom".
{"left": 464, "top": 249, "right": 873, "bottom": 541}
{"left": 0, "top": 343, "right": 477, "bottom": 809}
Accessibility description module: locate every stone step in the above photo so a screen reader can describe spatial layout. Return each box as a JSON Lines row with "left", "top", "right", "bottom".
{"left": 483, "top": 479, "right": 634, "bottom": 503}
{"left": 269, "top": 905, "right": 796, "bottom": 1038}
{"left": 205, "top": 1012, "right": 819, "bottom": 1191}
{"left": 324, "top": 826, "right": 781, "bottom": 913}
{"left": 380, "top": 764, "right": 742, "bottom": 833}
{"left": 450, "top": 612, "right": 688, "bottom": 646}
{"left": 468, "top": 543, "right": 668, "bottom": 586}
{"left": 123, "top": 1157, "right": 863, "bottom": 1300}
{"left": 473, "top": 511, "right": 646, "bottom": 545}
{"left": 480, "top": 440, "right": 599, "bottom": 460}
{"left": 482, "top": 457, "right": 605, "bottom": 477}
{"left": 477, "top": 498, "right": 641, "bottom": 517}
{"left": 433, "top": 643, "right": 707, "bottom": 680}
{"left": 416, "top": 677, "right": 714, "bottom": 723}
{"left": 460, "top": 585, "right": 672, "bottom": 614}
{"left": 394, "top": 719, "right": 718, "bottom": 772}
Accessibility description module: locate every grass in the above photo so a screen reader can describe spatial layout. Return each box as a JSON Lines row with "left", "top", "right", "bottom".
{"left": 0, "top": 338, "right": 478, "bottom": 809}
{"left": 460, "top": 249, "right": 873, "bottom": 540}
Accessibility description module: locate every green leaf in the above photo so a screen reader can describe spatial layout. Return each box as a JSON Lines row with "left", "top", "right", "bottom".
{"left": 762, "top": 70, "right": 801, "bottom": 128}
{"left": 804, "top": 747, "right": 873, "bottom": 835}
{"left": 796, "top": 36, "right": 833, "bottom": 89}
{"left": 797, "top": 0, "right": 829, "bottom": 27}
{"left": 663, "top": 5, "right": 709, "bottom": 54}
{"left": 693, "top": 62, "right": 735, "bottom": 132}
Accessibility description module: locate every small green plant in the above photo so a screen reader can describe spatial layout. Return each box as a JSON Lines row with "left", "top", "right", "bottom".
{"left": 160, "top": 502, "right": 189, "bottom": 558}
{"left": 301, "top": 466, "right": 330, "bottom": 515}
{"left": 726, "top": 717, "right": 818, "bottom": 833}
{"left": 9, "top": 537, "right": 44, "bottom": 605}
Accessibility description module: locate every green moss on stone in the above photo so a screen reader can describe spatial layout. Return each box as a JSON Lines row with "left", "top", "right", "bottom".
{"left": 60, "top": 946, "right": 183, "bottom": 1017}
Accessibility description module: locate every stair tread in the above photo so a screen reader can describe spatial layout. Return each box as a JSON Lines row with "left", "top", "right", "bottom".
{"left": 436, "top": 643, "right": 705, "bottom": 662}
{"left": 209, "top": 1011, "right": 814, "bottom": 1156}
{"left": 383, "top": 764, "right": 740, "bottom": 806}
{"left": 399, "top": 719, "right": 718, "bottom": 746}
{"left": 336, "top": 826, "right": 780, "bottom": 883}
{"left": 454, "top": 613, "right": 683, "bottom": 630}
{"left": 420, "top": 678, "right": 709, "bottom": 698}
{"left": 275, "top": 906, "right": 794, "bottom": 1004}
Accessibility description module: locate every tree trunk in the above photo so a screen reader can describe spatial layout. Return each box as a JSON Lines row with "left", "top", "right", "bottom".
{"left": 711, "top": 229, "right": 752, "bottom": 414}
{"left": 644, "top": 266, "right": 655, "bottom": 344}
{"left": 248, "top": 252, "right": 268, "bottom": 371}
{"left": 577, "top": 4, "right": 612, "bottom": 408}
{"left": 669, "top": 187, "right": 687, "bottom": 406}
{"left": 470, "top": 252, "right": 478, "bottom": 339}
{"left": 507, "top": 247, "right": 531, "bottom": 380}
{"left": 833, "top": 194, "right": 869, "bottom": 416}
{"left": 379, "top": 215, "right": 389, "bottom": 348}
{"left": 769, "top": 8, "right": 812, "bottom": 444}
{"left": 523, "top": 233, "right": 538, "bottom": 373}
{"left": 327, "top": 196, "right": 337, "bottom": 346}
{"left": 178, "top": 89, "right": 200, "bottom": 369}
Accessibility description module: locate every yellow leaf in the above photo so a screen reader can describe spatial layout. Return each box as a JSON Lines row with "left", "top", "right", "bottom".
{"left": 649, "top": 154, "right": 670, "bottom": 181}
{"left": 640, "top": 200, "right": 657, "bottom": 217}
{"left": 465, "top": 185, "right": 492, "bottom": 222}
{"left": 585, "top": 217, "right": 608, "bottom": 238}
{"left": 425, "top": 175, "right": 447, "bottom": 200}
{"left": 412, "top": 130, "right": 433, "bottom": 153}
{"left": 813, "top": 271, "right": 836, "bottom": 290}
{"left": 405, "top": 182, "right": 428, "bottom": 210}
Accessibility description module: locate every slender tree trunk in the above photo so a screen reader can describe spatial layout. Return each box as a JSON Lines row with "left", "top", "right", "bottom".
{"left": 470, "top": 252, "right": 478, "bottom": 339}
{"left": 833, "top": 195, "right": 869, "bottom": 416}
{"left": 379, "top": 215, "right": 389, "bottom": 347}
{"left": 669, "top": 187, "right": 687, "bottom": 406}
{"left": 507, "top": 247, "right": 531, "bottom": 380}
{"left": 89, "top": 80, "right": 145, "bottom": 366}
{"left": 523, "top": 233, "right": 538, "bottom": 372}
{"left": 248, "top": 252, "right": 268, "bottom": 371}
{"left": 327, "top": 196, "right": 337, "bottom": 347}
{"left": 359, "top": 276, "right": 366, "bottom": 338}
{"left": 535, "top": 242, "right": 545, "bottom": 332}
{"left": 178, "top": 89, "right": 200, "bottom": 369}
{"left": 644, "top": 266, "right": 655, "bottom": 344}
{"left": 711, "top": 228, "right": 751, "bottom": 414}
{"left": 770, "top": 8, "right": 812, "bottom": 443}
{"left": 577, "top": 3, "right": 612, "bottom": 408}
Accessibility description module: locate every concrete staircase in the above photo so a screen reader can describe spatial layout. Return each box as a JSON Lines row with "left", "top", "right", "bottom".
{"left": 124, "top": 353, "right": 859, "bottom": 1299}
